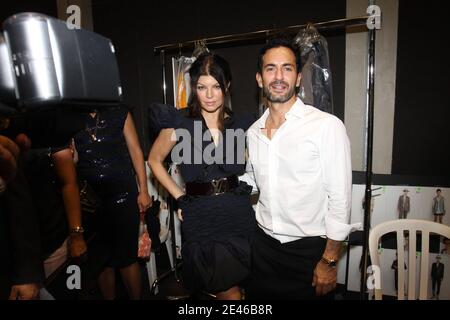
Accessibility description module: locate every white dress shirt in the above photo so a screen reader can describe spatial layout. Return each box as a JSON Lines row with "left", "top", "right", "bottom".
{"left": 242, "top": 98, "right": 356, "bottom": 243}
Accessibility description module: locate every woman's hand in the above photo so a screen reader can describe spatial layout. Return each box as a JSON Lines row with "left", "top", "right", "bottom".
{"left": 9, "top": 283, "right": 40, "bottom": 300}
{"left": 177, "top": 208, "right": 183, "bottom": 221}
{"left": 137, "top": 192, "right": 152, "bottom": 213}
{"left": 0, "top": 135, "right": 20, "bottom": 184}
{"left": 69, "top": 234, "right": 87, "bottom": 258}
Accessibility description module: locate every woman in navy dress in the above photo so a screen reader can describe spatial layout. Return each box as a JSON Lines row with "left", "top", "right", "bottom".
{"left": 73, "top": 106, "right": 152, "bottom": 299}
{"left": 148, "top": 53, "right": 256, "bottom": 300}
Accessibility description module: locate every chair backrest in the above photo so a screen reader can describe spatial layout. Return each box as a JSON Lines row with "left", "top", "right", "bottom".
{"left": 145, "top": 162, "right": 182, "bottom": 247}
{"left": 369, "top": 219, "right": 450, "bottom": 300}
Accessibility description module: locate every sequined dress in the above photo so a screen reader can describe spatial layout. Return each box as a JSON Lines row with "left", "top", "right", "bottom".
{"left": 74, "top": 106, "right": 139, "bottom": 268}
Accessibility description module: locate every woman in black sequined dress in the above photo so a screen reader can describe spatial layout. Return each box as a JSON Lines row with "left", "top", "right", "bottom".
{"left": 73, "top": 106, "right": 151, "bottom": 300}
{"left": 148, "top": 53, "right": 256, "bottom": 300}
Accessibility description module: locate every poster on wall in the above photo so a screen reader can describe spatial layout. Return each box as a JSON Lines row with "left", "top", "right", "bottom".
{"left": 351, "top": 185, "right": 449, "bottom": 228}
{"left": 344, "top": 184, "right": 450, "bottom": 296}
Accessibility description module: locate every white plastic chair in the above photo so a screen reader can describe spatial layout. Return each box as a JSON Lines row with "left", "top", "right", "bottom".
{"left": 369, "top": 219, "right": 450, "bottom": 300}
{"left": 145, "top": 203, "right": 173, "bottom": 295}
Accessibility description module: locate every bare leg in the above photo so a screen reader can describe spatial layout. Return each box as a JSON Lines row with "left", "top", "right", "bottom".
{"left": 98, "top": 267, "right": 116, "bottom": 300}
{"left": 215, "top": 286, "right": 241, "bottom": 300}
{"left": 119, "top": 262, "right": 141, "bottom": 300}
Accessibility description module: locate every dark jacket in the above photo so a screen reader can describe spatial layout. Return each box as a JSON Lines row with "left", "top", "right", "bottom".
{"left": 432, "top": 262, "right": 444, "bottom": 280}
{"left": 0, "top": 159, "right": 45, "bottom": 299}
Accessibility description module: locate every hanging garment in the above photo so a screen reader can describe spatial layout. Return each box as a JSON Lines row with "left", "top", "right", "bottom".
{"left": 172, "top": 41, "right": 209, "bottom": 110}
{"left": 293, "top": 24, "right": 334, "bottom": 114}
{"left": 177, "top": 71, "right": 187, "bottom": 108}
{"left": 173, "top": 56, "right": 196, "bottom": 109}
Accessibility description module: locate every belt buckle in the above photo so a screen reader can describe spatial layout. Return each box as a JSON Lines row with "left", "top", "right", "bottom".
{"left": 211, "top": 178, "right": 226, "bottom": 195}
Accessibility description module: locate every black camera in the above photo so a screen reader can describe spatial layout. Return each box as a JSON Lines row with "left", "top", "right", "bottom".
{"left": 0, "top": 12, "right": 125, "bottom": 148}
{"left": 0, "top": 12, "right": 122, "bottom": 117}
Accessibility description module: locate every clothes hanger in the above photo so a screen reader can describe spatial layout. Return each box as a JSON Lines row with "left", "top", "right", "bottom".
{"left": 192, "top": 39, "right": 209, "bottom": 57}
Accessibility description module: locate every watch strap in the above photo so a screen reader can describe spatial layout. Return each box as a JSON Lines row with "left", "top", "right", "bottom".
{"left": 321, "top": 256, "right": 338, "bottom": 267}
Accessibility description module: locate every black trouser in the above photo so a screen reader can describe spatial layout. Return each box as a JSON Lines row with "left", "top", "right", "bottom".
{"left": 432, "top": 277, "right": 442, "bottom": 295}
{"left": 399, "top": 210, "right": 408, "bottom": 219}
{"left": 246, "top": 226, "right": 330, "bottom": 300}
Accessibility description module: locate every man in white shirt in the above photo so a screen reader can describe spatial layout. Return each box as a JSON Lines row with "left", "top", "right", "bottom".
{"left": 244, "top": 39, "right": 353, "bottom": 299}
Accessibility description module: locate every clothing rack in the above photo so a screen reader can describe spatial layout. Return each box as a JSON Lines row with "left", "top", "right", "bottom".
{"left": 154, "top": 16, "right": 368, "bottom": 53}
{"left": 153, "top": 15, "right": 378, "bottom": 300}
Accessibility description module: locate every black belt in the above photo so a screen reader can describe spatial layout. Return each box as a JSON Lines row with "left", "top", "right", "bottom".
{"left": 185, "top": 175, "right": 239, "bottom": 196}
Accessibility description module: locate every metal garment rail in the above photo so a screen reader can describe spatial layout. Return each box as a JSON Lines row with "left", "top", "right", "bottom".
{"left": 154, "top": 16, "right": 368, "bottom": 53}
{"left": 153, "top": 15, "right": 377, "bottom": 300}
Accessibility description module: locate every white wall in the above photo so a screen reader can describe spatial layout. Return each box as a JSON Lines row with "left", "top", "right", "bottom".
{"left": 350, "top": 185, "right": 450, "bottom": 226}
{"left": 345, "top": 0, "right": 399, "bottom": 174}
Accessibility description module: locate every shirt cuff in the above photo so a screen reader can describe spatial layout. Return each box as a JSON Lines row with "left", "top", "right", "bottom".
{"left": 325, "top": 216, "right": 362, "bottom": 241}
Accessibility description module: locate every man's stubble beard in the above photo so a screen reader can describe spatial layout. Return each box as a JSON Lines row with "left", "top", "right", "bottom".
{"left": 263, "top": 81, "right": 297, "bottom": 103}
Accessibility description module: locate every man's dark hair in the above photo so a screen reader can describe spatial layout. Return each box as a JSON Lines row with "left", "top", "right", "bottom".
{"left": 257, "top": 38, "right": 302, "bottom": 73}
{"left": 437, "top": 189, "right": 442, "bottom": 192}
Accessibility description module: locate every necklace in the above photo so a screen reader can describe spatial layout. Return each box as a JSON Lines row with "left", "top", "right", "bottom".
{"left": 86, "top": 113, "right": 100, "bottom": 141}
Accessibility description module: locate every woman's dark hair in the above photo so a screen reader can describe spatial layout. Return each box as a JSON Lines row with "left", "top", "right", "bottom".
{"left": 188, "top": 52, "right": 232, "bottom": 131}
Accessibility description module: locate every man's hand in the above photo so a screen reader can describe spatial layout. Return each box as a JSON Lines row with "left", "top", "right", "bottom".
{"left": 9, "top": 283, "right": 40, "bottom": 300}
{"left": 313, "top": 239, "right": 342, "bottom": 296}
{"left": 312, "top": 260, "right": 337, "bottom": 296}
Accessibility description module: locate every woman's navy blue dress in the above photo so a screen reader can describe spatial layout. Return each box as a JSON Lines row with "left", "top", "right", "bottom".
{"left": 74, "top": 106, "right": 140, "bottom": 268}
{"left": 148, "top": 103, "right": 256, "bottom": 294}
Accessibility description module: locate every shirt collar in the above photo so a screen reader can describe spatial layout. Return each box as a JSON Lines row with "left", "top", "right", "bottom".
{"left": 257, "top": 108, "right": 270, "bottom": 129}
{"left": 257, "top": 98, "right": 308, "bottom": 129}
{"left": 287, "top": 98, "right": 307, "bottom": 119}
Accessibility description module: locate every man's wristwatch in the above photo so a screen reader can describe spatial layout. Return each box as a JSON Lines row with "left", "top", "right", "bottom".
{"left": 320, "top": 256, "right": 338, "bottom": 268}
{"left": 70, "top": 226, "right": 85, "bottom": 234}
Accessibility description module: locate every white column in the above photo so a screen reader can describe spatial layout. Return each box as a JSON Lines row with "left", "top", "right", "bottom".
{"left": 345, "top": 0, "right": 398, "bottom": 174}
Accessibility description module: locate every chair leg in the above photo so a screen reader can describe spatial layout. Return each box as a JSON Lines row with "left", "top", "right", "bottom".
{"left": 165, "top": 235, "right": 174, "bottom": 269}
{"left": 146, "top": 252, "right": 159, "bottom": 295}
